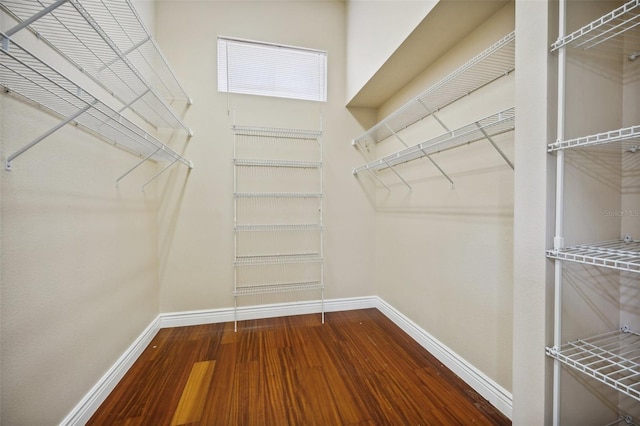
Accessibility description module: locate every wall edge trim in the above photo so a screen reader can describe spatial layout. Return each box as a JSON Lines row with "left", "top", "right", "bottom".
{"left": 375, "top": 297, "right": 513, "bottom": 419}
{"left": 59, "top": 316, "right": 162, "bottom": 426}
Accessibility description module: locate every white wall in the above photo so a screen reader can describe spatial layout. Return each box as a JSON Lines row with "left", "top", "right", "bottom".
{"left": 345, "top": 0, "right": 437, "bottom": 103}
{"left": 153, "top": 0, "right": 376, "bottom": 313}
{"left": 0, "top": 20, "right": 165, "bottom": 426}
{"left": 353, "top": 2, "right": 515, "bottom": 395}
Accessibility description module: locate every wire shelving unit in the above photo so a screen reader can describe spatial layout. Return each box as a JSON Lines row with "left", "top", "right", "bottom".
{"left": 546, "top": 327, "right": 640, "bottom": 403}
{"left": 232, "top": 125, "right": 324, "bottom": 331}
{"left": 0, "top": 0, "right": 193, "bottom": 133}
{"left": 548, "top": 1, "right": 640, "bottom": 424}
{"left": 0, "top": 36, "right": 192, "bottom": 180}
{"left": 353, "top": 107, "right": 515, "bottom": 178}
{"left": 351, "top": 31, "right": 515, "bottom": 153}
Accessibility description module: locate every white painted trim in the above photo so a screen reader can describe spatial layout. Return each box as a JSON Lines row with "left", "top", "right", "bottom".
{"left": 61, "top": 295, "right": 512, "bottom": 424}
{"left": 159, "top": 295, "right": 378, "bottom": 328}
{"left": 60, "top": 317, "right": 162, "bottom": 426}
{"left": 375, "top": 297, "right": 513, "bottom": 419}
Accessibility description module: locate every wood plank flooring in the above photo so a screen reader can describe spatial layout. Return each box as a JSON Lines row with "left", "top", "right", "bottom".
{"left": 88, "top": 309, "right": 511, "bottom": 425}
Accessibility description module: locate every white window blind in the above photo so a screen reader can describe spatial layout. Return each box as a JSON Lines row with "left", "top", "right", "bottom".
{"left": 218, "top": 37, "right": 327, "bottom": 102}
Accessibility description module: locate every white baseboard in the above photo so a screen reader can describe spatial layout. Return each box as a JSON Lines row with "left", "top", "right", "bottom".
{"left": 375, "top": 297, "right": 513, "bottom": 419}
{"left": 61, "top": 295, "right": 512, "bottom": 425}
{"left": 60, "top": 317, "right": 161, "bottom": 426}
{"left": 159, "top": 296, "right": 379, "bottom": 328}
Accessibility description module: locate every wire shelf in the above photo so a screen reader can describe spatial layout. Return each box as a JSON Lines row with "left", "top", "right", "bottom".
{"left": 353, "top": 107, "right": 515, "bottom": 175}
{"left": 546, "top": 240, "right": 640, "bottom": 273}
{"left": 234, "top": 192, "right": 323, "bottom": 199}
{"left": 232, "top": 125, "right": 322, "bottom": 140}
{"left": 234, "top": 253, "right": 323, "bottom": 266}
{"left": 551, "top": 0, "right": 640, "bottom": 56}
{"left": 548, "top": 125, "right": 640, "bottom": 152}
{"left": 235, "top": 224, "right": 323, "bottom": 232}
{"left": 0, "top": 0, "right": 192, "bottom": 133}
{"left": 1, "top": 37, "right": 192, "bottom": 170}
{"left": 233, "top": 159, "right": 322, "bottom": 168}
{"left": 546, "top": 327, "right": 640, "bottom": 402}
{"left": 234, "top": 281, "right": 323, "bottom": 296}
{"left": 352, "top": 31, "right": 515, "bottom": 150}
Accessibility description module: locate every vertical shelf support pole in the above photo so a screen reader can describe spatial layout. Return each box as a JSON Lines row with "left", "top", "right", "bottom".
{"left": 553, "top": 0, "right": 567, "bottom": 425}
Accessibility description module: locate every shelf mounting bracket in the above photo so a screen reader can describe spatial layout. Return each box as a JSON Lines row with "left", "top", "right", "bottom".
{"left": 384, "top": 161, "right": 412, "bottom": 191}
{"left": 4, "top": 0, "right": 69, "bottom": 37}
{"left": 116, "top": 147, "right": 162, "bottom": 187}
{"left": 424, "top": 154, "right": 454, "bottom": 189}
{"left": 418, "top": 99, "right": 451, "bottom": 133}
{"left": 5, "top": 101, "right": 95, "bottom": 171}
{"left": 384, "top": 123, "right": 409, "bottom": 147}
{"left": 141, "top": 158, "right": 179, "bottom": 191}
{"left": 476, "top": 122, "right": 514, "bottom": 169}
{"left": 364, "top": 168, "right": 391, "bottom": 192}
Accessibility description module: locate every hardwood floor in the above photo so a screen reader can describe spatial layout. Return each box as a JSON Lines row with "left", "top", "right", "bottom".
{"left": 88, "top": 309, "right": 511, "bottom": 425}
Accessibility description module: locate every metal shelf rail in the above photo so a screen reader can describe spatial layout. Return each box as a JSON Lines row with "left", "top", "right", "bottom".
{"left": 0, "top": 0, "right": 193, "bottom": 134}
{"left": 546, "top": 327, "right": 640, "bottom": 403}
{"left": 232, "top": 125, "right": 324, "bottom": 331}
{"left": 1, "top": 36, "right": 192, "bottom": 185}
{"left": 551, "top": 0, "right": 640, "bottom": 59}
{"left": 548, "top": 125, "right": 640, "bottom": 152}
{"left": 352, "top": 107, "right": 515, "bottom": 190}
{"left": 547, "top": 240, "right": 640, "bottom": 273}
{"left": 351, "top": 31, "right": 515, "bottom": 154}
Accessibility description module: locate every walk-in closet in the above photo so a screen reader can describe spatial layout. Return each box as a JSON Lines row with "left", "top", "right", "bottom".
{"left": 1, "top": 0, "right": 638, "bottom": 424}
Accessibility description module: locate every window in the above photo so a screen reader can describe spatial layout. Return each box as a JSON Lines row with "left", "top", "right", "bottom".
{"left": 218, "top": 37, "right": 327, "bottom": 102}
